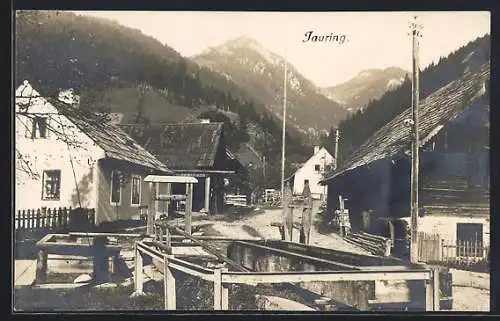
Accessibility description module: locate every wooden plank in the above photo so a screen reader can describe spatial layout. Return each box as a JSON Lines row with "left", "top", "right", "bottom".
{"left": 147, "top": 182, "right": 156, "bottom": 235}
{"left": 221, "top": 268, "right": 229, "bottom": 310}
{"left": 164, "top": 256, "right": 176, "bottom": 310}
{"left": 134, "top": 242, "right": 144, "bottom": 294}
{"left": 221, "top": 269, "right": 431, "bottom": 284}
{"left": 283, "top": 182, "right": 293, "bottom": 242}
{"left": 234, "top": 241, "right": 358, "bottom": 270}
{"left": 301, "top": 182, "right": 312, "bottom": 245}
{"left": 144, "top": 175, "right": 198, "bottom": 184}
{"left": 156, "top": 194, "right": 187, "bottom": 201}
{"left": 433, "top": 268, "right": 440, "bottom": 311}
{"left": 157, "top": 223, "right": 251, "bottom": 272}
{"left": 214, "top": 268, "right": 222, "bottom": 310}
{"left": 185, "top": 183, "right": 193, "bottom": 236}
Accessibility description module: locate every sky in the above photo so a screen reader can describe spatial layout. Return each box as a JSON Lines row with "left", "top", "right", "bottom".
{"left": 73, "top": 11, "right": 490, "bottom": 87}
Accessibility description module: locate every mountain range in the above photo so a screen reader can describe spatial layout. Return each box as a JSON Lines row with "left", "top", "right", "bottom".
{"left": 321, "top": 67, "right": 409, "bottom": 113}
{"left": 193, "top": 36, "right": 348, "bottom": 138}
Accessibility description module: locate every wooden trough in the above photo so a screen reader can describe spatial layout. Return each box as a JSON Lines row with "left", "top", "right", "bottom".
{"left": 35, "top": 233, "right": 122, "bottom": 284}
{"left": 133, "top": 221, "right": 441, "bottom": 311}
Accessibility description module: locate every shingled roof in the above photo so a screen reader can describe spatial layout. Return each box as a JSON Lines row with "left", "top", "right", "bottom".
{"left": 45, "top": 98, "right": 171, "bottom": 173}
{"left": 119, "top": 122, "right": 224, "bottom": 170}
{"left": 322, "top": 62, "right": 490, "bottom": 183}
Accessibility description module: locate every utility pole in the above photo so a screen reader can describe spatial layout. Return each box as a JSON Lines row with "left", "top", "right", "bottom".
{"left": 334, "top": 129, "right": 340, "bottom": 170}
{"left": 409, "top": 16, "right": 422, "bottom": 263}
{"left": 281, "top": 44, "right": 288, "bottom": 204}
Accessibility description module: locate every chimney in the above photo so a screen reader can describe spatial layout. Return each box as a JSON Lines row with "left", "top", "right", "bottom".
{"left": 314, "top": 146, "right": 320, "bottom": 155}
{"left": 200, "top": 119, "right": 210, "bottom": 124}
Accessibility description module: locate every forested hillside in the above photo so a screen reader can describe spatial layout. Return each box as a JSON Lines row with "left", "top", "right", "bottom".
{"left": 323, "top": 34, "right": 490, "bottom": 165}
{"left": 15, "top": 10, "right": 309, "bottom": 188}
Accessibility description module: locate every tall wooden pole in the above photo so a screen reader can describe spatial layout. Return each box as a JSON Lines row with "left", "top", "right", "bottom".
{"left": 409, "top": 16, "right": 422, "bottom": 263}
{"left": 281, "top": 44, "right": 288, "bottom": 204}
{"left": 334, "top": 129, "right": 340, "bottom": 170}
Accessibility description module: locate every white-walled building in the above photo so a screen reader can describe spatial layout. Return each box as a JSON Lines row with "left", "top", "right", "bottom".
{"left": 15, "top": 81, "right": 171, "bottom": 224}
{"left": 287, "top": 146, "right": 335, "bottom": 199}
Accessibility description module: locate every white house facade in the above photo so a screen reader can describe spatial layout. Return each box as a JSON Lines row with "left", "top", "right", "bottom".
{"left": 15, "top": 81, "right": 171, "bottom": 225}
{"left": 292, "top": 146, "right": 335, "bottom": 199}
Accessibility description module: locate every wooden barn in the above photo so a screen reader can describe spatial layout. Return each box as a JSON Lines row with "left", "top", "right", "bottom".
{"left": 120, "top": 121, "right": 240, "bottom": 214}
{"left": 320, "top": 63, "right": 490, "bottom": 250}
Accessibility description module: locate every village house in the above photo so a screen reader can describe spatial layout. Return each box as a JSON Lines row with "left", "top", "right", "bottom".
{"left": 120, "top": 121, "right": 241, "bottom": 215}
{"left": 286, "top": 146, "right": 335, "bottom": 200}
{"left": 15, "top": 81, "right": 171, "bottom": 225}
{"left": 320, "top": 63, "right": 490, "bottom": 256}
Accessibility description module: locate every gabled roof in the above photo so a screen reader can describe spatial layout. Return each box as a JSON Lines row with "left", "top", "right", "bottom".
{"left": 287, "top": 146, "right": 334, "bottom": 181}
{"left": 45, "top": 98, "right": 171, "bottom": 173}
{"left": 119, "top": 122, "right": 224, "bottom": 170}
{"left": 322, "top": 62, "right": 489, "bottom": 183}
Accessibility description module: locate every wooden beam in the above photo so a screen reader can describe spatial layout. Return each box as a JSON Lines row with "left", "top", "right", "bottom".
{"left": 425, "top": 278, "right": 433, "bottom": 311}
{"left": 233, "top": 241, "right": 357, "bottom": 270}
{"left": 156, "top": 194, "right": 187, "bottom": 201}
{"left": 433, "top": 268, "right": 440, "bottom": 311}
{"left": 214, "top": 268, "right": 222, "bottom": 310}
{"left": 301, "top": 181, "right": 312, "bottom": 245}
{"left": 156, "top": 223, "right": 251, "bottom": 272}
{"left": 164, "top": 256, "right": 176, "bottom": 310}
{"left": 221, "top": 268, "right": 229, "bottom": 310}
{"left": 221, "top": 269, "right": 431, "bottom": 284}
{"left": 147, "top": 182, "right": 156, "bottom": 235}
{"left": 134, "top": 242, "right": 144, "bottom": 294}
{"left": 185, "top": 183, "right": 193, "bottom": 235}
{"left": 283, "top": 182, "right": 293, "bottom": 242}
{"left": 169, "top": 235, "right": 263, "bottom": 242}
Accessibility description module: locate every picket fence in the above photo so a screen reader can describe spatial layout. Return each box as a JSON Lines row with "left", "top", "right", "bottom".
{"left": 15, "top": 207, "right": 95, "bottom": 231}
{"left": 417, "top": 231, "right": 489, "bottom": 264}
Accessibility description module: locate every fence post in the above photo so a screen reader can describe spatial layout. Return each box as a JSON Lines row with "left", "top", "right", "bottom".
{"left": 37, "top": 208, "right": 43, "bottom": 229}
{"left": 283, "top": 182, "right": 293, "bottom": 242}
{"left": 185, "top": 183, "right": 193, "bottom": 236}
{"left": 163, "top": 255, "right": 176, "bottom": 310}
{"left": 133, "top": 242, "right": 144, "bottom": 295}
{"left": 441, "top": 239, "right": 445, "bottom": 262}
{"left": 213, "top": 268, "right": 222, "bottom": 310}
{"left": 425, "top": 272, "right": 434, "bottom": 311}
{"left": 433, "top": 268, "right": 440, "bottom": 311}
{"left": 221, "top": 268, "right": 229, "bottom": 310}
{"left": 35, "top": 249, "right": 48, "bottom": 284}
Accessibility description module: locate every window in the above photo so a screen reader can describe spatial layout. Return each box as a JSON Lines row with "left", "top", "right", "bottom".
{"left": 456, "top": 223, "right": 483, "bottom": 257}
{"left": 110, "top": 171, "right": 122, "bottom": 205}
{"left": 314, "top": 164, "right": 321, "bottom": 172}
{"left": 131, "top": 175, "right": 141, "bottom": 206}
{"left": 42, "top": 170, "right": 61, "bottom": 200}
{"left": 325, "top": 165, "right": 332, "bottom": 172}
{"left": 304, "top": 179, "right": 309, "bottom": 186}
{"left": 26, "top": 116, "right": 49, "bottom": 139}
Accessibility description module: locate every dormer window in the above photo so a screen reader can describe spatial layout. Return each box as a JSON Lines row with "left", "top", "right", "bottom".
{"left": 26, "top": 116, "right": 49, "bottom": 139}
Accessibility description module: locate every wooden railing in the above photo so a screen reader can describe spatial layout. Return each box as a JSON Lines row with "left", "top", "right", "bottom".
{"left": 15, "top": 207, "right": 95, "bottom": 231}
{"left": 417, "top": 232, "right": 489, "bottom": 264}
{"left": 442, "top": 239, "right": 489, "bottom": 262}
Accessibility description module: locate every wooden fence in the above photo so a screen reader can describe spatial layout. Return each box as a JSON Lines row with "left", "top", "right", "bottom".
{"left": 224, "top": 194, "right": 248, "bottom": 207}
{"left": 417, "top": 232, "right": 489, "bottom": 263}
{"left": 442, "top": 239, "right": 489, "bottom": 262}
{"left": 15, "top": 207, "right": 95, "bottom": 231}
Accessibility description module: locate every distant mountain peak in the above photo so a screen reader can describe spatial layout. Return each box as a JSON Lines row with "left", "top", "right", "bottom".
{"left": 321, "top": 66, "right": 409, "bottom": 110}
{"left": 203, "top": 35, "right": 283, "bottom": 66}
